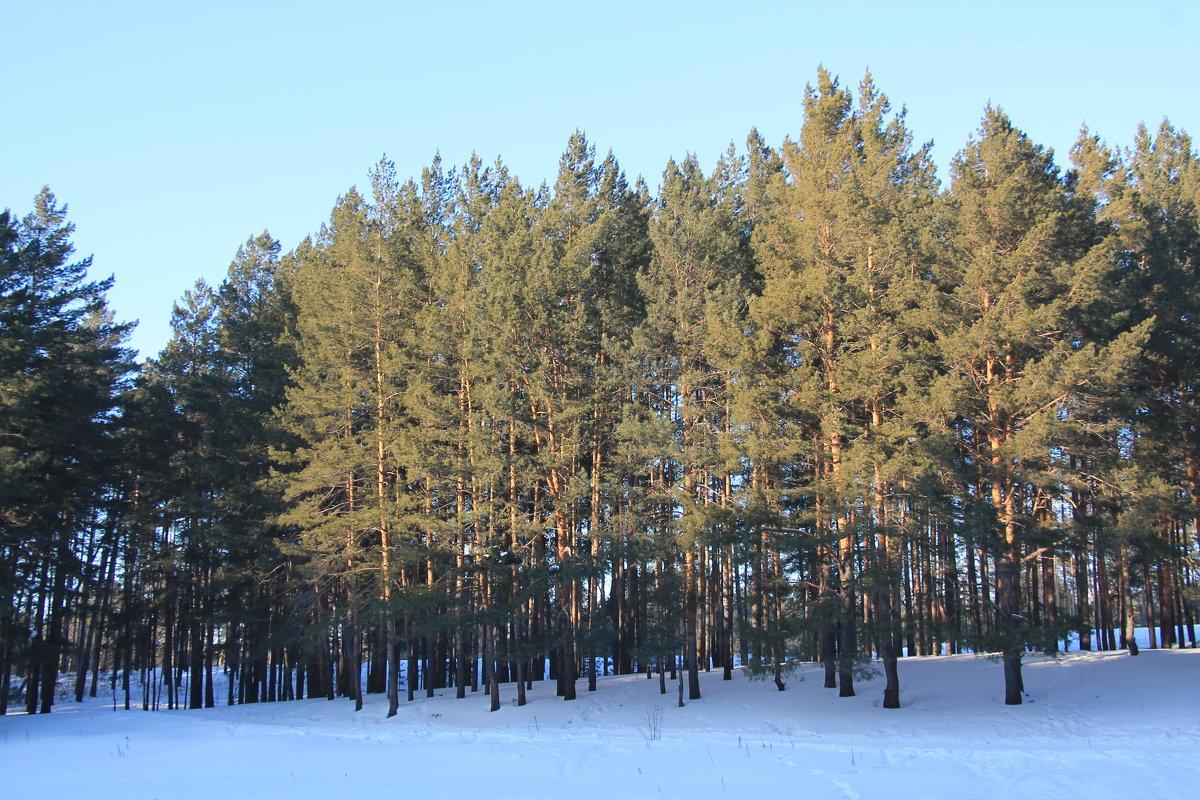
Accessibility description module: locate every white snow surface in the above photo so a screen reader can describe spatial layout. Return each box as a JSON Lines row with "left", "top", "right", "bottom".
{"left": 3, "top": 650, "right": 1197, "bottom": 799}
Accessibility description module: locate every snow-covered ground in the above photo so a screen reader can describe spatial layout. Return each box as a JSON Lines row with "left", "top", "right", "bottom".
{"left": 3, "top": 649, "right": 1197, "bottom": 799}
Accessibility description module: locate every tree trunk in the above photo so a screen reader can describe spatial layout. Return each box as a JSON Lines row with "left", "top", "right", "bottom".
{"left": 821, "top": 627, "right": 838, "bottom": 689}
{"left": 998, "top": 547, "right": 1024, "bottom": 705}
{"left": 685, "top": 549, "right": 701, "bottom": 701}
{"left": 1119, "top": 546, "right": 1139, "bottom": 655}
{"left": 386, "top": 619, "right": 399, "bottom": 717}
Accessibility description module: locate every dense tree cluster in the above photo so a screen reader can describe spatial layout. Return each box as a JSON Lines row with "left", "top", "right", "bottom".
{"left": 3, "top": 71, "right": 1198, "bottom": 715}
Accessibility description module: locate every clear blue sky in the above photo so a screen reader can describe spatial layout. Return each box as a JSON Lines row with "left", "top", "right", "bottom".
{"left": 3, "top": 0, "right": 1196, "bottom": 360}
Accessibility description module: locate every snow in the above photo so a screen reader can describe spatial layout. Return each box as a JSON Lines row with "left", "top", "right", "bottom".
{"left": 3, "top": 649, "right": 1197, "bottom": 799}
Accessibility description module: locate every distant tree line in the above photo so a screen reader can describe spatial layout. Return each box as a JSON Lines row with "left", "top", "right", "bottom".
{"left": 3, "top": 70, "right": 1198, "bottom": 716}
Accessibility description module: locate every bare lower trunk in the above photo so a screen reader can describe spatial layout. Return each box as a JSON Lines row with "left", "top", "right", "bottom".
{"left": 386, "top": 621, "right": 398, "bottom": 717}
{"left": 822, "top": 627, "right": 838, "bottom": 689}
{"left": 881, "top": 640, "right": 900, "bottom": 709}
{"left": 1003, "top": 648, "right": 1023, "bottom": 705}
{"left": 838, "top": 591, "right": 856, "bottom": 698}
{"left": 881, "top": 586, "right": 901, "bottom": 709}
{"left": 406, "top": 638, "right": 417, "bottom": 703}
{"left": 488, "top": 626, "right": 500, "bottom": 712}
{"left": 351, "top": 627, "right": 363, "bottom": 712}
{"left": 998, "top": 550, "right": 1024, "bottom": 705}
{"left": 1119, "top": 547, "right": 1139, "bottom": 656}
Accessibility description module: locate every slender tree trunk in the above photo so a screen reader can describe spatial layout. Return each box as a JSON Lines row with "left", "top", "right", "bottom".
{"left": 992, "top": 433, "right": 1024, "bottom": 705}
{"left": 405, "top": 634, "right": 416, "bottom": 703}
{"left": 351, "top": 625, "right": 363, "bottom": 712}
{"left": 821, "top": 626, "right": 838, "bottom": 690}
{"left": 488, "top": 624, "right": 501, "bottom": 712}
{"left": 189, "top": 571, "right": 205, "bottom": 708}
{"left": 554, "top": 505, "right": 577, "bottom": 701}
{"left": 879, "top": 475, "right": 901, "bottom": 709}
{"left": 1119, "top": 546, "right": 1139, "bottom": 655}
{"left": 685, "top": 548, "right": 701, "bottom": 701}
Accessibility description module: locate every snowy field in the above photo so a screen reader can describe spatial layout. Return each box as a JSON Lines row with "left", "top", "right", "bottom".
{"left": 3, "top": 649, "right": 1197, "bottom": 800}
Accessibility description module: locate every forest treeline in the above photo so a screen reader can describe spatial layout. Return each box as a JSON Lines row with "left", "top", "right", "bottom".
{"left": 3, "top": 71, "right": 1198, "bottom": 716}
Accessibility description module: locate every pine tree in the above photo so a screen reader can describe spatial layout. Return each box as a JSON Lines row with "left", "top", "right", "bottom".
{"left": 936, "top": 108, "right": 1148, "bottom": 703}
{"left": 406, "top": 154, "right": 507, "bottom": 706}
{"left": 521, "top": 133, "right": 648, "bottom": 700}
{"left": 278, "top": 172, "right": 421, "bottom": 712}
{"left": 150, "top": 279, "right": 227, "bottom": 708}
{"left": 751, "top": 70, "right": 940, "bottom": 702}
{"left": 1118, "top": 121, "right": 1199, "bottom": 649}
{"left": 635, "top": 152, "right": 749, "bottom": 698}
{"left": 0, "top": 188, "right": 133, "bottom": 713}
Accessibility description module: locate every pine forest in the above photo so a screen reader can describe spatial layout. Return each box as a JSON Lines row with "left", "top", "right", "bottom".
{"left": 3, "top": 71, "right": 1199, "bottom": 717}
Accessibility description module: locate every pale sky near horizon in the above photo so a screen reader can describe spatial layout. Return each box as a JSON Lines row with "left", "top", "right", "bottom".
{"left": 3, "top": 0, "right": 1196, "bottom": 360}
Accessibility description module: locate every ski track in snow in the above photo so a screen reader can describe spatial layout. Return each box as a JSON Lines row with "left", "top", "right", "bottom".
{"left": 2, "top": 649, "right": 1197, "bottom": 799}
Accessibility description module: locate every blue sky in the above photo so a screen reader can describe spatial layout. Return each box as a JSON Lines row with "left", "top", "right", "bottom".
{"left": 3, "top": 0, "right": 1196, "bottom": 360}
